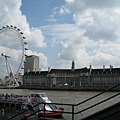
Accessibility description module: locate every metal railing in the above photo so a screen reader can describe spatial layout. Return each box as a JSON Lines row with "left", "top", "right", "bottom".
{"left": 8, "top": 83, "right": 120, "bottom": 120}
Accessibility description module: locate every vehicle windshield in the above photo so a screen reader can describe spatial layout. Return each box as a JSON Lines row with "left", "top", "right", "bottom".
{"left": 39, "top": 93, "right": 47, "bottom": 97}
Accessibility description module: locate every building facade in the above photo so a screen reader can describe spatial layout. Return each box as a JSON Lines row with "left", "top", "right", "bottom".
{"left": 22, "top": 58, "right": 120, "bottom": 91}
{"left": 24, "top": 55, "right": 39, "bottom": 73}
{"left": 23, "top": 67, "right": 120, "bottom": 91}
{"left": 23, "top": 67, "right": 90, "bottom": 89}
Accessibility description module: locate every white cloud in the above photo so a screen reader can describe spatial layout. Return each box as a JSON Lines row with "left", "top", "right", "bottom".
{"left": 27, "top": 28, "right": 46, "bottom": 47}
{"left": 55, "top": 0, "right": 120, "bottom": 69}
{"left": 0, "top": 0, "right": 48, "bottom": 78}
{"left": 66, "top": 0, "right": 120, "bottom": 41}
{"left": 0, "top": 0, "right": 46, "bottom": 48}
{"left": 40, "top": 24, "right": 79, "bottom": 43}
{"left": 65, "top": 0, "right": 74, "bottom": 3}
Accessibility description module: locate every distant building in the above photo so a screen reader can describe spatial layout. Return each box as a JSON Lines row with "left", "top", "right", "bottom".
{"left": 24, "top": 55, "right": 39, "bottom": 73}
{"left": 89, "top": 65, "right": 120, "bottom": 90}
{"left": 22, "top": 56, "right": 120, "bottom": 91}
{"left": 23, "top": 60, "right": 90, "bottom": 89}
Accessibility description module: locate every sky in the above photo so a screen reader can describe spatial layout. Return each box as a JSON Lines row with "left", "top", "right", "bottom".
{"left": 0, "top": 0, "right": 120, "bottom": 78}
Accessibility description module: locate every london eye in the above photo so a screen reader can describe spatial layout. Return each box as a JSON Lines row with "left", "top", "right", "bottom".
{"left": 0, "top": 25, "right": 27, "bottom": 86}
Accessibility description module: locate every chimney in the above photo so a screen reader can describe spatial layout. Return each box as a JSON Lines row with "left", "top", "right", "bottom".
{"left": 39, "top": 68, "right": 41, "bottom": 73}
{"left": 103, "top": 65, "right": 105, "bottom": 72}
{"left": 110, "top": 65, "right": 113, "bottom": 71}
{"left": 89, "top": 64, "right": 92, "bottom": 75}
{"left": 48, "top": 67, "right": 51, "bottom": 73}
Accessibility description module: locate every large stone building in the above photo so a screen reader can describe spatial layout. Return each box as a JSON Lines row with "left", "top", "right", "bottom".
{"left": 89, "top": 66, "right": 120, "bottom": 90}
{"left": 23, "top": 67, "right": 90, "bottom": 90}
{"left": 22, "top": 56, "right": 120, "bottom": 90}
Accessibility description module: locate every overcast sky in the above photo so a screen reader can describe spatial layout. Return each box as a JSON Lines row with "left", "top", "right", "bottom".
{"left": 0, "top": 0, "right": 120, "bottom": 78}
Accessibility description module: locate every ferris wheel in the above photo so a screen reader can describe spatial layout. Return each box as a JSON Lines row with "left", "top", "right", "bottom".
{"left": 0, "top": 25, "right": 27, "bottom": 81}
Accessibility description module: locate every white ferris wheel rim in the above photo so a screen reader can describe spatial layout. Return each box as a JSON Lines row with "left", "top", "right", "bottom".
{"left": 0, "top": 25, "right": 26, "bottom": 78}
